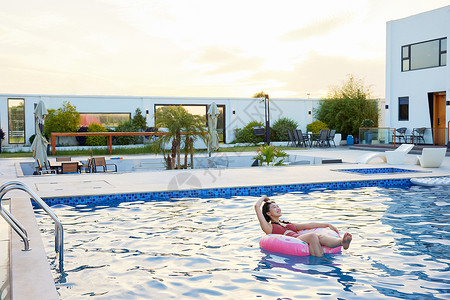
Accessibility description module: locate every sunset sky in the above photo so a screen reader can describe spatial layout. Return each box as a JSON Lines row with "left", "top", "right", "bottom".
{"left": 0, "top": 1, "right": 448, "bottom": 99}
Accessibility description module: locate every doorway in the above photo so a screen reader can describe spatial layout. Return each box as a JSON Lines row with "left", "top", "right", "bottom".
{"left": 432, "top": 92, "right": 446, "bottom": 145}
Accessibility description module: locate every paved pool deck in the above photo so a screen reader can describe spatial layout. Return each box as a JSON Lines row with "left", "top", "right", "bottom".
{"left": 1, "top": 146, "right": 450, "bottom": 300}
{"left": 2, "top": 147, "right": 450, "bottom": 199}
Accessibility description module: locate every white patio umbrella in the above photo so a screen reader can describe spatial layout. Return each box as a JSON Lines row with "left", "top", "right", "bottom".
{"left": 31, "top": 101, "right": 49, "bottom": 169}
{"left": 207, "top": 102, "right": 220, "bottom": 157}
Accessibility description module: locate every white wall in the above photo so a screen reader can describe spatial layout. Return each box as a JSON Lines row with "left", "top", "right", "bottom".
{"left": 0, "top": 94, "right": 322, "bottom": 146}
{"left": 386, "top": 6, "right": 450, "bottom": 138}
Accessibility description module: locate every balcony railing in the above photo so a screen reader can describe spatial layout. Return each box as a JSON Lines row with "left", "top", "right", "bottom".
{"left": 359, "top": 127, "right": 449, "bottom": 147}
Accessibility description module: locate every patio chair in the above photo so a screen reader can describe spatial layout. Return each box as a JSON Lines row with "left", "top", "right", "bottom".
{"left": 56, "top": 157, "right": 71, "bottom": 162}
{"left": 36, "top": 159, "right": 56, "bottom": 175}
{"left": 294, "top": 130, "right": 309, "bottom": 147}
{"left": 356, "top": 144, "right": 414, "bottom": 164}
{"left": 80, "top": 158, "right": 93, "bottom": 173}
{"left": 93, "top": 157, "right": 117, "bottom": 173}
{"left": 415, "top": 148, "right": 447, "bottom": 168}
{"left": 312, "top": 129, "right": 329, "bottom": 147}
{"left": 61, "top": 162, "right": 80, "bottom": 174}
{"left": 287, "top": 130, "right": 296, "bottom": 147}
{"left": 327, "top": 129, "right": 336, "bottom": 147}
{"left": 394, "top": 127, "right": 408, "bottom": 144}
{"left": 413, "top": 128, "right": 426, "bottom": 145}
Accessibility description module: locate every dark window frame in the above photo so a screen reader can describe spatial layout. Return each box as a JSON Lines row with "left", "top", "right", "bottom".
{"left": 7, "top": 98, "right": 26, "bottom": 144}
{"left": 154, "top": 104, "right": 226, "bottom": 143}
{"left": 401, "top": 37, "right": 447, "bottom": 72}
{"left": 398, "top": 97, "right": 409, "bottom": 121}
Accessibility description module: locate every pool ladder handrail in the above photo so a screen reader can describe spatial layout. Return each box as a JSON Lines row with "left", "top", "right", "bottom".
{"left": 0, "top": 181, "right": 64, "bottom": 272}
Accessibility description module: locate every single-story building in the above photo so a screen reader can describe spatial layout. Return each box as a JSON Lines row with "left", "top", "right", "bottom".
{"left": 0, "top": 94, "right": 323, "bottom": 147}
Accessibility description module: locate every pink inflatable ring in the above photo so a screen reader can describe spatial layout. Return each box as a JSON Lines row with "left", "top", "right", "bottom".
{"left": 259, "top": 227, "right": 342, "bottom": 256}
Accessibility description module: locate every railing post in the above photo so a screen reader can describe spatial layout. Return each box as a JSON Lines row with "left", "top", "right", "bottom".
{"left": 51, "top": 133, "right": 56, "bottom": 155}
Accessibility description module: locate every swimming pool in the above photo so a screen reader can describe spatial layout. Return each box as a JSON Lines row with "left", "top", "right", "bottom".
{"left": 36, "top": 185, "right": 450, "bottom": 299}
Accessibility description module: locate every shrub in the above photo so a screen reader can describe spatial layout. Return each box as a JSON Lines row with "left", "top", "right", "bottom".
{"left": 76, "top": 126, "right": 88, "bottom": 146}
{"left": 132, "top": 108, "right": 147, "bottom": 131}
{"left": 271, "top": 117, "right": 298, "bottom": 141}
{"left": 306, "top": 120, "right": 329, "bottom": 134}
{"left": 234, "top": 121, "right": 265, "bottom": 144}
{"left": 0, "top": 129, "right": 5, "bottom": 140}
{"left": 86, "top": 123, "right": 107, "bottom": 146}
{"left": 114, "top": 120, "right": 139, "bottom": 145}
{"left": 253, "top": 144, "right": 289, "bottom": 166}
{"left": 44, "top": 101, "right": 80, "bottom": 136}
{"left": 361, "top": 119, "right": 374, "bottom": 127}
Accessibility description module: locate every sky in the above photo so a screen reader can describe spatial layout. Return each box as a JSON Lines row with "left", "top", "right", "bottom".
{"left": 0, "top": 1, "right": 448, "bottom": 99}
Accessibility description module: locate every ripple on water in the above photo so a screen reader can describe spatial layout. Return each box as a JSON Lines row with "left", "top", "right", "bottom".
{"left": 35, "top": 186, "right": 450, "bottom": 299}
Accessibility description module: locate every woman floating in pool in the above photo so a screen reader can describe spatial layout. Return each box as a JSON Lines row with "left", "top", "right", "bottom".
{"left": 255, "top": 195, "right": 352, "bottom": 257}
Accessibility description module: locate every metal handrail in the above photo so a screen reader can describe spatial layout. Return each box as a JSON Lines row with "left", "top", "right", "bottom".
{"left": 0, "top": 181, "right": 64, "bottom": 272}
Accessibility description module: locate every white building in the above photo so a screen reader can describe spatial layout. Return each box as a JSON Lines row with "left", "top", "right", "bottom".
{"left": 386, "top": 5, "right": 449, "bottom": 145}
{"left": 0, "top": 94, "right": 321, "bottom": 147}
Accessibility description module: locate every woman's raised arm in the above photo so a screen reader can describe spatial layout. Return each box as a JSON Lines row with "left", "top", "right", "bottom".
{"left": 254, "top": 195, "right": 272, "bottom": 234}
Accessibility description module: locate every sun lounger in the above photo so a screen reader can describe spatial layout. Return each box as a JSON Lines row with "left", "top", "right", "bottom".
{"left": 415, "top": 148, "right": 447, "bottom": 168}
{"left": 356, "top": 144, "right": 414, "bottom": 164}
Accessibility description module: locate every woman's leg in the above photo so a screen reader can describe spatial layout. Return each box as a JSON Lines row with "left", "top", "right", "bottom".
{"left": 297, "top": 232, "right": 324, "bottom": 257}
{"left": 318, "top": 232, "right": 352, "bottom": 250}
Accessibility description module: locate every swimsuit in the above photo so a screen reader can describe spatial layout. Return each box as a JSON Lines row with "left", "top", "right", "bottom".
{"left": 271, "top": 223, "right": 301, "bottom": 238}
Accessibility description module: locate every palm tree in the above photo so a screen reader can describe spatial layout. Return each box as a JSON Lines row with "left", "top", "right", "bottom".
{"left": 154, "top": 106, "right": 206, "bottom": 169}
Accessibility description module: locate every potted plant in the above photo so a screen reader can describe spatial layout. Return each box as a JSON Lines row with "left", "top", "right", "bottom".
{"left": 361, "top": 119, "right": 374, "bottom": 144}
{"left": 253, "top": 145, "right": 289, "bottom": 166}
{"left": 0, "top": 128, "right": 4, "bottom": 153}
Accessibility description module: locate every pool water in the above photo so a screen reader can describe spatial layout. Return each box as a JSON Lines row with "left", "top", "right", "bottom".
{"left": 36, "top": 186, "right": 450, "bottom": 299}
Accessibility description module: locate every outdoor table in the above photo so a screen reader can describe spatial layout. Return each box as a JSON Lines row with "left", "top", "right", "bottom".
{"left": 48, "top": 161, "right": 83, "bottom": 173}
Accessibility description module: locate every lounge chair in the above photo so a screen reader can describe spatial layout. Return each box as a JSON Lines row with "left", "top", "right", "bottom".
{"left": 415, "top": 148, "right": 447, "bottom": 168}
{"left": 356, "top": 144, "right": 414, "bottom": 164}
{"left": 61, "top": 162, "right": 80, "bottom": 174}
{"left": 36, "top": 158, "right": 56, "bottom": 175}
{"left": 93, "top": 157, "right": 117, "bottom": 172}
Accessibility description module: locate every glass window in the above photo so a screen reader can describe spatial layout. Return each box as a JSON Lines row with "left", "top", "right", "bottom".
{"left": 79, "top": 113, "right": 131, "bottom": 129}
{"left": 402, "top": 38, "right": 446, "bottom": 72}
{"left": 398, "top": 97, "right": 409, "bottom": 121}
{"left": 410, "top": 40, "right": 440, "bottom": 70}
{"left": 8, "top": 98, "right": 25, "bottom": 144}
{"left": 154, "top": 104, "right": 225, "bottom": 142}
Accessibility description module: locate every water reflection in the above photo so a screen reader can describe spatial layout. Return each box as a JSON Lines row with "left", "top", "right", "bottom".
{"left": 256, "top": 250, "right": 356, "bottom": 292}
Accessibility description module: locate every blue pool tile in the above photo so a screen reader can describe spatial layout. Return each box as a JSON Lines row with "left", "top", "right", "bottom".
{"left": 34, "top": 178, "right": 413, "bottom": 208}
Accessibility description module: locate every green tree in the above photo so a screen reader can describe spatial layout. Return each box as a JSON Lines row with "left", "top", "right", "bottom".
{"left": 272, "top": 117, "right": 298, "bottom": 141}
{"left": 153, "top": 106, "right": 206, "bottom": 169}
{"left": 44, "top": 101, "right": 80, "bottom": 137}
{"left": 132, "top": 108, "right": 147, "bottom": 131}
{"left": 315, "top": 75, "right": 379, "bottom": 138}
{"left": 252, "top": 91, "right": 266, "bottom": 98}
{"left": 114, "top": 120, "right": 139, "bottom": 145}
{"left": 86, "top": 123, "right": 107, "bottom": 146}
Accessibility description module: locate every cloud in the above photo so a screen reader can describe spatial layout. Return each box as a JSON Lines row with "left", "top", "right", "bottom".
{"left": 194, "top": 46, "right": 264, "bottom": 75}
{"left": 247, "top": 52, "right": 385, "bottom": 98}
{"left": 281, "top": 13, "right": 355, "bottom": 41}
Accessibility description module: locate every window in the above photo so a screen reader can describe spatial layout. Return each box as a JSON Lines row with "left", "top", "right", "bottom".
{"left": 79, "top": 113, "right": 131, "bottom": 129}
{"left": 402, "top": 38, "right": 447, "bottom": 71}
{"left": 398, "top": 97, "right": 409, "bottom": 121}
{"left": 154, "top": 104, "right": 225, "bottom": 142}
{"left": 8, "top": 98, "right": 25, "bottom": 144}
